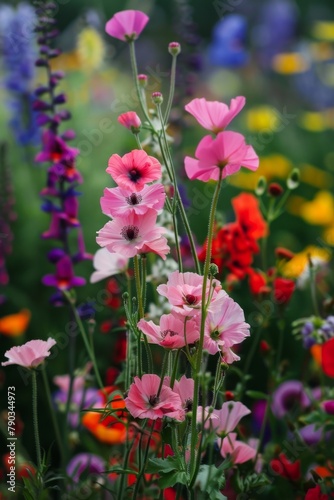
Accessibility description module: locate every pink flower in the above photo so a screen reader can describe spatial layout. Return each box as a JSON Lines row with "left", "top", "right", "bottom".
{"left": 118, "top": 111, "right": 141, "bottom": 131}
{"left": 125, "top": 374, "right": 183, "bottom": 420}
{"left": 184, "top": 131, "right": 259, "bottom": 182}
{"left": 218, "top": 433, "right": 256, "bottom": 464}
{"left": 105, "top": 10, "right": 149, "bottom": 42}
{"left": 157, "top": 271, "right": 221, "bottom": 317}
{"left": 137, "top": 314, "right": 199, "bottom": 349}
{"left": 172, "top": 376, "right": 194, "bottom": 414}
{"left": 90, "top": 248, "right": 128, "bottom": 283}
{"left": 204, "top": 290, "right": 250, "bottom": 358}
{"left": 185, "top": 96, "right": 246, "bottom": 133}
{"left": 107, "top": 150, "right": 162, "bottom": 192}
{"left": 211, "top": 401, "right": 251, "bottom": 436}
{"left": 2, "top": 338, "right": 56, "bottom": 368}
{"left": 96, "top": 209, "right": 170, "bottom": 259}
{"left": 101, "top": 183, "right": 165, "bottom": 217}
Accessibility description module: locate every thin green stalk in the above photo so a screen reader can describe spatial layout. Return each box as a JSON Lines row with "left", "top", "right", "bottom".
{"left": 134, "top": 133, "right": 143, "bottom": 150}
{"left": 172, "top": 208, "right": 183, "bottom": 272}
{"left": 141, "top": 255, "right": 147, "bottom": 312}
{"left": 164, "top": 54, "right": 177, "bottom": 124}
{"left": 132, "top": 426, "right": 154, "bottom": 500}
{"left": 170, "top": 349, "right": 181, "bottom": 387}
{"left": 32, "top": 370, "right": 42, "bottom": 470}
{"left": 41, "top": 367, "right": 64, "bottom": 463}
{"left": 63, "top": 292, "right": 104, "bottom": 391}
{"left": 189, "top": 172, "right": 223, "bottom": 486}
{"left": 128, "top": 41, "right": 154, "bottom": 126}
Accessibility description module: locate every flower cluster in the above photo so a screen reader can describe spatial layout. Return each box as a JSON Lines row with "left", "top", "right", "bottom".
{"left": 32, "top": 1, "right": 89, "bottom": 303}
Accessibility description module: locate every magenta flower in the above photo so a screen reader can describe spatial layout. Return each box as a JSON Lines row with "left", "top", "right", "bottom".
{"left": 184, "top": 131, "right": 259, "bottom": 182}
{"left": 204, "top": 290, "right": 250, "bottom": 359}
{"left": 90, "top": 248, "right": 128, "bottom": 284}
{"left": 185, "top": 96, "right": 246, "bottom": 133}
{"left": 42, "top": 255, "right": 86, "bottom": 290}
{"left": 105, "top": 10, "right": 149, "bottom": 42}
{"left": 101, "top": 183, "right": 165, "bottom": 217}
{"left": 218, "top": 433, "right": 256, "bottom": 464}
{"left": 137, "top": 314, "right": 199, "bottom": 349}
{"left": 125, "top": 374, "right": 183, "bottom": 420}
{"left": 157, "top": 271, "right": 221, "bottom": 317}
{"left": 107, "top": 150, "right": 162, "bottom": 192}
{"left": 35, "top": 129, "right": 79, "bottom": 164}
{"left": 271, "top": 380, "right": 311, "bottom": 418}
{"left": 96, "top": 209, "right": 170, "bottom": 259}
{"left": 118, "top": 111, "right": 141, "bottom": 131}
{"left": 2, "top": 338, "right": 56, "bottom": 368}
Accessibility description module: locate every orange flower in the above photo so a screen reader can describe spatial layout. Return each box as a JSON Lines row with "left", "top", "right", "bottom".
{"left": 82, "top": 388, "right": 127, "bottom": 445}
{"left": 0, "top": 309, "right": 30, "bottom": 337}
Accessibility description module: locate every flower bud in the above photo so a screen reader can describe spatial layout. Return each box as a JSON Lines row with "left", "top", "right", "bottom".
{"left": 168, "top": 42, "right": 181, "bottom": 56}
{"left": 275, "top": 247, "right": 294, "bottom": 261}
{"left": 287, "top": 168, "right": 300, "bottom": 190}
{"left": 138, "top": 74, "right": 148, "bottom": 87}
{"left": 118, "top": 112, "right": 141, "bottom": 133}
{"left": 225, "top": 391, "right": 234, "bottom": 401}
{"left": 255, "top": 176, "right": 267, "bottom": 196}
{"left": 260, "top": 340, "right": 270, "bottom": 353}
{"left": 209, "top": 263, "right": 219, "bottom": 277}
{"left": 151, "top": 92, "right": 163, "bottom": 105}
{"left": 268, "top": 182, "right": 284, "bottom": 197}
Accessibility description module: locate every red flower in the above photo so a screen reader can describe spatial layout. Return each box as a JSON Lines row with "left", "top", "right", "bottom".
{"left": 274, "top": 277, "right": 295, "bottom": 305}
{"left": 270, "top": 453, "right": 301, "bottom": 481}
{"left": 322, "top": 338, "right": 334, "bottom": 377}
{"left": 232, "top": 193, "right": 267, "bottom": 241}
{"left": 248, "top": 269, "right": 268, "bottom": 295}
{"left": 305, "top": 485, "right": 329, "bottom": 500}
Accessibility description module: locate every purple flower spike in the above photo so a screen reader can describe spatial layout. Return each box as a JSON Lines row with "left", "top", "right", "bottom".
{"left": 66, "top": 453, "right": 105, "bottom": 484}
{"left": 42, "top": 256, "right": 85, "bottom": 290}
{"left": 271, "top": 380, "right": 310, "bottom": 418}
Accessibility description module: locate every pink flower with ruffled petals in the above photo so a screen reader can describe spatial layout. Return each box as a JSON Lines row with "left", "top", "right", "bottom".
{"left": 185, "top": 96, "right": 246, "bottom": 133}
{"left": 218, "top": 432, "right": 256, "bottom": 464}
{"left": 105, "top": 10, "right": 149, "bottom": 42}
{"left": 125, "top": 374, "right": 183, "bottom": 420}
{"left": 211, "top": 401, "right": 251, "bottom": 436}
{"left": 101, "top": 183, "right": 165, "bottom": 217}
{"left": 2, "top": 338, "right": 56, "bottom": 368}
{"left": 107, "top": 150, "right": 161, "bottom": 192}
{"left": 173, "top": 376, "right": 194, "bottom": 415}
{"left": 96, "top": 209, "right": 169, "bottom": 259}
{"left": 204, "top": 290, "right": 250, "bottom": 359}
{"left": 185, "top": 131, "right": 259, "bottom": 182}
{"left": 90, "top": 248, "right": 128, "bottom": 283}
{"left": 118, "top": 111, "right": 141, "bottom": 131}
{"left": 138, "top": 314, "right": 199, "bottom": 349}
{"left": 157, "top": 271, "right": 221, "bottom": 317}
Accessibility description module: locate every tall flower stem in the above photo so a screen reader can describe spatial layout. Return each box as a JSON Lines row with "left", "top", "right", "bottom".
{"left": 128, "top": 41, "right": 152, "bottom": 125}
{"left": 134, "top": 255, "right": 144, "bottom": 319}
{"left": 164, "top": 53, "right": 177, "bottom": 124}
{"left": 41, "top": 367, "right": 64, "bottom": 463}
{"left": 32, "top": 370, "right": 42, "bottom": 470}
{"left": 189, "top": 172, "right": 223, "bottom": 486}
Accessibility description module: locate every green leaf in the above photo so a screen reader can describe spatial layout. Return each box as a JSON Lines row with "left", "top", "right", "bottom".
{"left": 195, "top": 464, "right": 227, "bottom": 499}
{"left": 159, "top": 471, "right": 188, "bottom": 489}
{"left": 146, "top": 456, "right": 181, "bottom": 474}
{"left": 246, "top": 390, "right": 269, "bottom": 400}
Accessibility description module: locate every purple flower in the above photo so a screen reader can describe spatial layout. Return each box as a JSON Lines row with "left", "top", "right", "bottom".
{"left": 42, "top": 256, "right": 85, "bottom": 290}
{"left": 66, "top": 453, "right": 105, "bottom": 483}
{"left": 271, "top": 380, "right": 310, "bottom": 418}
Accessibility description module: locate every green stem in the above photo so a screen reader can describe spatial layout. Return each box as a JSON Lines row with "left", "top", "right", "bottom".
{"left": 41, "top": 367, "right": 64, "bottom": 463}
{"left": 189, "top": 173, "right": 223, "bottom": 486}
{"left": 170, "top": 350, "right": 181, "bottom": 387}
{"left": 134, "top": 255, "right": 144, "bottom": 319}
{"left": 128, "top": 41, "right": 154, "bottom": 126}
{"left": 63, "top": 292, "right": 104, "bottom": 391}
{"left": 32, "top": 370, "right": 42, "bottom": 470}
{"left": 172, "top": 206, "right": 183, "bottom": 272}
{"left": 164, "top": 55, "right": 177, "bottom": 124}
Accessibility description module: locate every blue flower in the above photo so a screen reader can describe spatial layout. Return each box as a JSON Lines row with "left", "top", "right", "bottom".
{"left": 209, "top": 15, "right": 248, "bottom": 68}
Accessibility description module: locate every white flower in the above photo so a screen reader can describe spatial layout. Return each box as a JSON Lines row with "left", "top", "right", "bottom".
{"left": 90, "top": 248, "right": 128, "bottom": 283}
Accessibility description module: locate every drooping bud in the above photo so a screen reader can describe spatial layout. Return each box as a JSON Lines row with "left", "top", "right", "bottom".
{"left": 209, "top": 263, "right": 219, "bottom": 277}
{"left": 287, "top": 168, "right": 300, "bottom": 190}
{"left": 255, "top": 176, "right": 267, "bottom": 196}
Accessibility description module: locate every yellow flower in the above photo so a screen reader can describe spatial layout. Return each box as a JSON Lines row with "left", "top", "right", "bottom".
{"left": 312, "top": 22, "right": 334, "bottom": 42}
{"left": 294, "top": 191, "right": 334, "bottom": 226}
{"left": 283, "top": 246, "right": 330, "bottom": 281}
{"left": 272, "top": 52, "right": 309, "bottom": 74}
{"left": 246, "top": 106, "right": 281, "bottom": 132}
{"left": 300, "top": 112, "right": 327, "bottom": 132}
{"left": 77, "top": 27, "right": 105, "bottom": 72}
{"left": 0, "top": 309, "right": 31, "bottom": 337}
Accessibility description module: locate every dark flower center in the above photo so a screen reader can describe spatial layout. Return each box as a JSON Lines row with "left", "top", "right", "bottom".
{"left": 282, "top": 392, "right": 301, "bottom": 411}
{"left": 148, "top": 394, "right": 159, "bottom": 407}
{"left": 184, "top": 398, "right": 193, "bottom": 412}
{"left": 128, "top": 168, "right": 141, "bottom": 182}
{"left": 126, "top": 193, "right": 142, "bottom": 205}
{"left": 210, "top": 329, "right": 220, "bottom": 340}
{"left": 185, "top": 294, "right": 197, "bottom": 305}
{"left": 161, "top": 329, "right": 177, "bottom": 338}
{"left": 120, "top": 225, "right": 139, "bottom": 241}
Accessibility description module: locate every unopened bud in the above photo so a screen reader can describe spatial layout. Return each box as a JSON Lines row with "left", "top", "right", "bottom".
{"left": 225, "top": 391, "right": 234, "bottom": 401}
{"left": 138, "top": 74, "right": 148, "bottom": 87}
{"left": 209, "top": 263, "right": 219, "bottom": 277}
{"left": 287, "top": 168, "right": 300, "bottom": 190}
{"left": 268, "top": 183, "right": 284, "bottom": 197}
{"left": 168, "top": 41, "right": 181, "bottom": 56}
{"left": 255, "top": 176, "right": 267, "bottom": 196}
{"left": 260, "top": 340, "right": 270, "bottom": 353}
{"left": 151, "top": 92, "right": 163, "bottom": 105}
{"left": 220, "top": 362, "right": 229, "bottom": 371}
{"left": 275, "top": 247, "right": 294, "bottom": 261}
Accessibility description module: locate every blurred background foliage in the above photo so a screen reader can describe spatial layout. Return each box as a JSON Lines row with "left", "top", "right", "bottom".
{"left": 1, "top": 0, "right": 334, "bottom": 470}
